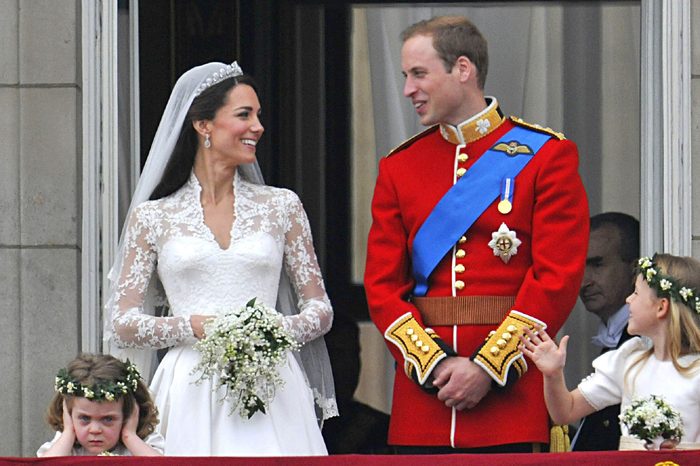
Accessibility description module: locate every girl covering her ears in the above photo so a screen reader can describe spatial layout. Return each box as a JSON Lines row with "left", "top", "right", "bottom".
{"left": 38, "top": 353, "right": 164, "bottom": 456}
{"left": 521, "top": 253, "right": 700, "bottom": 450}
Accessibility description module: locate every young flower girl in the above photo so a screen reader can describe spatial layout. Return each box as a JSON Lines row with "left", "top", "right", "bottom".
{"left": 521, "top": 254, "right": 700, "bottom": 450}
{"left": 38, "top": 353, "right": 164, "bottom": 456}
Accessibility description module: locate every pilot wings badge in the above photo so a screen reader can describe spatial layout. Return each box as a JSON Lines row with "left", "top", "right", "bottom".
{"left": 488, "top": 223, "right": 521, "bottom": 264}
{"left": 492, "top": 141, "right": 533, "bottom": 157}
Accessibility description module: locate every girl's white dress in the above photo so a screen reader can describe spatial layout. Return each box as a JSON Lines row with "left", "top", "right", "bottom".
{"left": 578, "top": 337, "right": 700, "bottom": 450}
{"left": 108, "top": 172, "right": 333, "bottom": 456}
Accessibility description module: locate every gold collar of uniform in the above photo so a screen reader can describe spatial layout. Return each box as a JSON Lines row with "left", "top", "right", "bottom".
{"left": 439, "top": 97, "right": 505, "bottom": 145}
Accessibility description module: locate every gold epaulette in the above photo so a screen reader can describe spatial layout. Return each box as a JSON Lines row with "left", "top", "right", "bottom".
{"left": 510, "top": 116, "right": 566, "bottom": 140}
{"left": 386, "top": 125, "right": 440, "bottom": 157}
{"left": 385, "top": 312, "right": 447, "bottom": 384}
{"left": 473, "top": 310, "right": 547, "bottom": 386}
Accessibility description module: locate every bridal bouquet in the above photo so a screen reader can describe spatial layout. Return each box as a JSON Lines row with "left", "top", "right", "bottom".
{"left": 191, "top": 298, "right": 299, "bottom": 419}
{"left": 619, "top": 394, "right": 683, "bottom": 449}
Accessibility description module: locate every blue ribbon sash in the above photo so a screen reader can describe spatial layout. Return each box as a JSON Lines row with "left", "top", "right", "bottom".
{"left": 412, "top": 126, "right": 552, "bottom": 296}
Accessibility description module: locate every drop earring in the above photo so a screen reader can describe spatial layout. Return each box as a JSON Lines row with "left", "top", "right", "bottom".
{"left": 204, "top": 134, "right": 211, "bottom": 149}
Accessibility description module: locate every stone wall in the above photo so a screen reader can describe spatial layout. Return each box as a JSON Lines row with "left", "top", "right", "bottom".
{"left": 0, "top": 0, "right": 81, "bottom": 457}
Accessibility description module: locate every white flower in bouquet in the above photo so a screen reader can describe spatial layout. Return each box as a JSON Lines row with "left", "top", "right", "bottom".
{"left": 619, "top": 394, "right": 683, "bottom": 447}
{"left": 191, "top": 298, "right": 300, "bottom": 419}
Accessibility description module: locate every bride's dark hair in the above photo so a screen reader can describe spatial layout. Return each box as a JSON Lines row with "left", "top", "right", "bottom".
{"left": 149, "top": 74, "right": 258, "bottom": 200}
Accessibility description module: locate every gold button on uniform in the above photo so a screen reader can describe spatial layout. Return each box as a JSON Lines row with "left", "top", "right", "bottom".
{"left": 457, "top": 153, "right": 469, "bottom": 163}
{"left": 455, "top": 249, "right": 466, "bottom": 258}
{"left": 507, "top": 325, "right": 518, "bottom": 333}
{"left": 454, "top": 264, "right": 465, "bottom": 273}
{"left": 454, "top": 280, "right": 465, "bottom": 290}
{"left": 458, "top": 236, "right": 467, "bottom": 244}
{"left": 456, "top": 167, "right": 467, "bottom": 177}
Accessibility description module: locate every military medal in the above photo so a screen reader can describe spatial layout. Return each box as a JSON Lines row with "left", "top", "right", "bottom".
{"left": 498, "top": 177, "right": 514, "bottom": 214}
{"left": 498, "top": 199, "right": 511, "bottom": 214}
{"left": 488, "top": 222, "right": 521, "bottom": 263}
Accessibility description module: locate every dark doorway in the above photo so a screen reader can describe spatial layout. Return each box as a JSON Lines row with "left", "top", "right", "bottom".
{"left": 138, "top": 1, "right": 365, "bottom": 320}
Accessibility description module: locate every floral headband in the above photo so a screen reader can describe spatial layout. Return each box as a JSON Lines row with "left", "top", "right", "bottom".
{"left": 54, "top": 361, "right": 141, "bottom": 402}
{"left": 638, "top": 256, "right": 700, "bottom": 314}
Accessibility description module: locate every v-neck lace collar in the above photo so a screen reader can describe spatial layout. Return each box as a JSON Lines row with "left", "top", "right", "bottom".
{"left": 186, "top": 170, "right": 241, "bottom": 250}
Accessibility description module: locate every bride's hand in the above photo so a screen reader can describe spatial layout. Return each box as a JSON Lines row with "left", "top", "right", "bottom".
{"left": 190, "top": 315, "right": 213, "bottom": 339}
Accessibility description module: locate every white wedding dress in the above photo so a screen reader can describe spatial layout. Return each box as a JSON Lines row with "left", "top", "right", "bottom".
{"left": 107, "top": 171, "right": 332, "bottom": 456}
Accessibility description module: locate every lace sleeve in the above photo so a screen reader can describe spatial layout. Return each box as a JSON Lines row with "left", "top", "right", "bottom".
{"left": 280, "top": 194, "right": 333, "bottom": 344}
{"left": 108, "top": 204, "right": 196, "bottom": 349}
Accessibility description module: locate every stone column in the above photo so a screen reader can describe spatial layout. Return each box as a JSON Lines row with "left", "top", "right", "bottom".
{"left": 0, "top": 0, "right": 81, "bottom": 456}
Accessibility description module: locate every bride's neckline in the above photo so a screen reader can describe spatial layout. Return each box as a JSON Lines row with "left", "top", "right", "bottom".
{"left": 188, "top": 171, "right": 239, "bottom": 251}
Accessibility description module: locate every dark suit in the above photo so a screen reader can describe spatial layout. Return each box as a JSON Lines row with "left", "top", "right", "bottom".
{"left": 571, "top": 325, "right": 632, "bottom": 451}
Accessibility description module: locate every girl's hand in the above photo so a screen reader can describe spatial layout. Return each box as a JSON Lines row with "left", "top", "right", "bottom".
{"left": 40, "top": 400, "right": 76, "bottom": 456}
{"left": 121, "top": 402, "right": 140, "bottom": 440}
{"left": 61, "top": 399, "right": 75, "bottom": 435}
{"left": 519, "top": 326, "right": 569, "bottom": 377}
{"left": 120, "top": 401, "right": 163, "bottom": 456}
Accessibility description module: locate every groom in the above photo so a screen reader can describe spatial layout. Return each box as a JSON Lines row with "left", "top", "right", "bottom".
{"left": 364, "top": 15, "right": 588, "bottom": 453}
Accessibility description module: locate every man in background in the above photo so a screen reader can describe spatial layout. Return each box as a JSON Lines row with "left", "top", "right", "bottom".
{"left": 572, "top": 212, "right": 639, "bottom": 451}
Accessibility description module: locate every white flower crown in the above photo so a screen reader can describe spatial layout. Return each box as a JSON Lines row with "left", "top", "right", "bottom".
{"left": 54, "top": 360, "right": 141, "bottom": 402}
{"left": 638, "top": 256, "right": 700, "bottom": 314}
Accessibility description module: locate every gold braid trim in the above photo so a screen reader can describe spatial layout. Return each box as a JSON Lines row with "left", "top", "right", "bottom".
{"left": 549, "top": 424, "right": 570, "bottom": 452}
{"left": 385, "top": 313, "right": 447, "bottom": 384}
{"left": 510, "top": 116, "right": 566, "bottom": 140}
{"left": 473, "top": 310, "right": 546, "bottom": 386}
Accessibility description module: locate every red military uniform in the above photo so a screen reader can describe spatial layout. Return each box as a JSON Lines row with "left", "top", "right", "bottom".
{"left": 364, "top": 98, "right": 589, "bottom": 448}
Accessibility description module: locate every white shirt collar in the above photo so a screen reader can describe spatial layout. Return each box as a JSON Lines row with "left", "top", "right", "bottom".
{"left": 591, "top": 303, "right": 629, "bottom": 349}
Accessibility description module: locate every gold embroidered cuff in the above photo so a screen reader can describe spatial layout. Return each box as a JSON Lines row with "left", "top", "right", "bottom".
{"left": 473, "top": 310, "right": 545, "bottom": 386}
{"left": 385, "top": 313, "right": 447, "bottom": 385}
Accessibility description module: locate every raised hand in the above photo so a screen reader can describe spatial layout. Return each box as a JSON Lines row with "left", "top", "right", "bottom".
{"left": 119, "top": 400, "right": 162, "bottom": 456}
{"left": 519, "top": 326, "right": 569, "bottom": 377}
{"left": 40, "top": 400, "right": 77, "bottom": 456}
{"left": 121, "top": 401, "right": 140, "bottom": 440}
{"left": 61, "top": 399, "right": 75, "bottom": 435}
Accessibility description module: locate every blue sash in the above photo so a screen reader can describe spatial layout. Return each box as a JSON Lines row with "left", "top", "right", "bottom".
{"left": 412, "top": 126, "right": 551, "bottom": 296}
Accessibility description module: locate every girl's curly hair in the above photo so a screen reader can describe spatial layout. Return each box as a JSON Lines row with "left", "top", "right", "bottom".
{"left": 45, "top": 353, "right": 159, "bottom": 439}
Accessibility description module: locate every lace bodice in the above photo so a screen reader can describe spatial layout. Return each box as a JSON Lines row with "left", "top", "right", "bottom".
{"left": 108, "top": 171, "right": 333, "bottom": 350}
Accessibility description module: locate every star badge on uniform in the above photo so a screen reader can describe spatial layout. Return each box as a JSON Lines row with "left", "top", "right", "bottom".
{"left": 488, "top": 222, "right": 521, "bottom": 263}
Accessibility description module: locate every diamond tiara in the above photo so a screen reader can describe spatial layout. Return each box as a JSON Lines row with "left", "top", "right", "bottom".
{"left": 194, "top": 61, "right": 244, "bottom": 97}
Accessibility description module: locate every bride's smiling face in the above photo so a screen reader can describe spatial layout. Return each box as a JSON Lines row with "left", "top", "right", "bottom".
{"left": 205, "top": 83, "right": 264, "bottom": 166}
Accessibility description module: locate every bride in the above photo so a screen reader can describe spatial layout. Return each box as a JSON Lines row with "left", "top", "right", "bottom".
{"left": 104, "top": 62, "right": 337, "bottom": 456}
